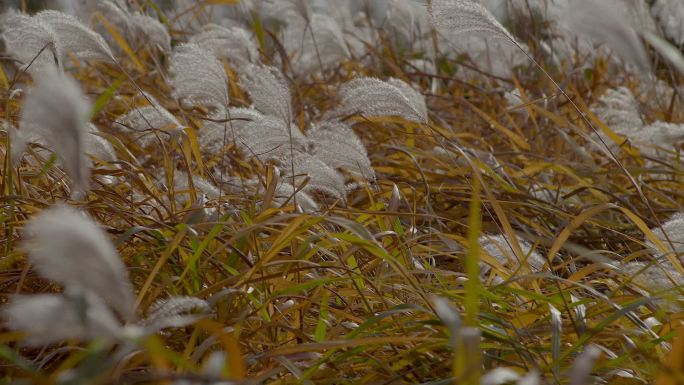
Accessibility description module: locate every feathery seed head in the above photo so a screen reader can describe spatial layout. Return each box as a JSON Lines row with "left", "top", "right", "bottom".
{"left": 1, "top": 10, "right": 60, "bottom": 74}
{"left": 189, "top": 24, "right": 258, "bottom": 69}
{"left": 562, "top": 0, "right": 650, "bottom": 70}
{"left": 23, "top": 205, "right": 136, "bottom": 320}
{"left": 286, "top": 153, "right": 347, "bottom": 201}
{"left": 114, "top": 97, "right": 183, "bottom": 148}
{"left": 652, "top": 0, "right": 684, "bottom": 46}
{"left": 479, "top": 233, "right": 547, "bottom": 282}
{"left": 169, "top": 43, "right": 229, "bottom": 111}
{"left": 307, "top": 120, "right": 374, "bottom": 181}
{"left": 35, "top": 10, "right": 115, "bottom": 62}
{"left": 430, "top": 0, "right": 518, "bottom": 43}
{"left": 20, "top": 70, "right": 92, "bottom": 192}
{"left": 239, "top": 64, "right": 292, "bottom": 122}
{"left": 330, "top": 77, "right": 428, "bottom": 122}
{"left": 3, "top": 292, "right": 122, "bottom": 346}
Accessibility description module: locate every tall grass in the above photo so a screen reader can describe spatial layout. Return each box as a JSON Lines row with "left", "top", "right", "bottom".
{"left": 0, "top": 0, "right": 684, "bottom": 384}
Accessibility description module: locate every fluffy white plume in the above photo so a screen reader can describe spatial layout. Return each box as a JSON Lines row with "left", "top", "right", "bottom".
{"left": 562, "top": 0, "right": 650, "bottom": 70}
{"left": 96, "top": 0, "right": 131, "bottom": 31}
{"left": 235, "top": 115, "right": 307, "bottom": 163}
{"left": 85, "top": 127, "right": 117, "bottom": 162}
{"left": 143, "top": 296, "right": 210, "bottom": 330}
{"left": 385, "top": 0, "right": 432, "bottom": 47}
{"left": 591, "top": 87, "right": 643, "bottom": 137}
{"left": 198, "top": 108, "right": 263, "bottom": 155}
{"left": 387, "top": 78, "right": 428, "bottom": 121}
{"left": 114, "top": 99, "right": 183, "bottom": 147}
{"left": 189, "top": 24, "right": 258, "bottom": 69}
{"left": 273, "top": 181, "right": 320, "bottom": 212}
{"left": 239, "top": 64, "right": 292, "bottom": 122}
{"left": 306, "top": 120, "right": 374, "bottom": 180}
{"left": 169, "top": 0, "right": 213, "bottom": 31}
{"left": 646, "top": 212, "right": 684, "bottom": 253}
{"left": 170, "top": 170, "right": 222, "bottom": 205}
{"left": 330, "top": 77, "right": 428, "bottom": 122}
{"left": 4, "top": 120, "right": 26, "bottom": 163}
{"left": 24, "top": 205, "right": 136, "bottom": 319}
{"left": 130, "top": 12, "right": 171, "bottom": 52}
{"left": 282, "top": 12, "right": 351, "bottom": 74}
{"left": 591, "top": 87, "right": 684, "bottom": 156}
{"left": 430, "top": 0, "right": 517, "bottom": 43}
{"left": 262, "top": 0, "right": 311, "bottom": 23}
{"left": 621, "top": 261, "right": 684, "bottom": 301}
{"left": 632, "top": 121, "right": 684, "bottom": 157}
{"left": 3, "top": 292, "right": 122, "bottom": 346}
{"left": 221, "top": 176, "right": 320, "bottom": 213}
{"left": 146, "top": 296, "right": 210, "bottom": 320}
{"left": 95, "top": 2, "right": 170, "bottom": 52}
{"left": 169, "top": 43, "right": 229, "bottom": 111}
{"left": 479, "top": 233, "right": 547, "bottom": 282}
{"left": 34, "top": 10, "right": 115, "bottom": 62}
{"left": 451, "top": 35, "right": 530, "bottom": 79}
{"left": 481, "top": 367, "right": 530, "bottom": 385}
{"left": 287, "top": 153, "right": 347, "bottom": 200}
{"left": 652, "top": 0, "right": 684, "bottom": 46}
{"left": 19, "top": 70, "right": 92, "bottom": 191}
{"left": 0, "top": 11, "right": 59, "bottom": 74}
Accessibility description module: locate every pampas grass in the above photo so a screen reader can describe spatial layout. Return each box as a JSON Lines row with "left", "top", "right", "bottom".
{"left": 2, "top": 0, "right": 684, "bottom": 384}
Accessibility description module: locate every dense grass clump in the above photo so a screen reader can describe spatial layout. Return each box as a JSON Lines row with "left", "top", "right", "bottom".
{"left": 1, "top": 0, "right": 684, "bottom": 384}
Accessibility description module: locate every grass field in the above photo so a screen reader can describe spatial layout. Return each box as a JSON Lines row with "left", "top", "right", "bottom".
{"left": 1, "top": 1, "right": 684, "bottom": 384}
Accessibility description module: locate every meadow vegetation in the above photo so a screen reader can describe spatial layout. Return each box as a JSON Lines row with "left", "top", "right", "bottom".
{"left": 1, "top": 0, "right": 684, "bottom": 384}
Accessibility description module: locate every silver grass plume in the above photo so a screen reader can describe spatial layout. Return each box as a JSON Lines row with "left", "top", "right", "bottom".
{"left": 169, "top": 43, "right": 229, "bottom": 111}
{"left": 306, "top": 120, "right": 374, "bottom": 180}
{"left": 591, "top": 88, "right": 684, "bottom": 157}
{"left": 262, "top": 0, "right": 311, "bottom": 23}
{"left": 130, "top": 12, "right": 171, "bottom": 53}
{"left": 220, "top": 176, "right": 320, "bottom": 213}
{"left": 387, "top": 78, "right": 428, "bottom": 122}
{"left": 620, "top": 261, "right": 684, "bottom": 309}
{"left": 652, "top": 0, "right": 684, "bottom": 46}
{"left": 0, "top": 10, "right": 59, "bottom": 74}
{"left": 562, "top": 0, "right": 650, "bottom": 70}
{"left": 430, "top": 0, "right": 517, "bottom": 43}
{"left": 591, "top": 87, "right": 643, "bottom": 137}
{"left": 385, "top": 0, "right": 433, "bottom": 49}
{"left": 143, "top": 296, "right": 210, "bottom": 331}
{"left": 198, "top": 107, "right": 262, "bottom": 155}
{"left": 169, "top": 0, "right": 210, "bottom": 32}
{"left": 6, "top": 119, "right": 28, "bottom": 164}
{"left": 481, "top": 367, "right": 539, "bottom": 385}
{"left": 96, "top": 0, "right": 131, "bottom": 32}
{"left": 239, "top": 64, "right": 292, "bottom": 123}
{"left": 479, "top": 233, "right": 547, "bottom": 283}
{"left": 96, "top": 2, "right": 170, "bottom": 53}
{"left": 35, "top": 10, "right": 115, "bottom": 63}
{"left": 23, "top": 205, "right": 136, "bottom": 319}
{"left": 114, "top": 96, "right": 183, "bottom": 148}
{"left": 329, "top": 77, "right": 428, "bottom": 122}
{"left": 286, "top": 153, "right": 347, "bottom": 201}
{"left": 236, "top": 116, "right": 308, "bottom": 164}
{"left": 632, "top": 121, "right": 684, "bottom": 157}
{"left": 189, "top": 24, "right": 258, "bottom": 69}
{"left": 282, "top": 12, "right": 351, "bottom": 74}
{"left": 646, "top": 212, "right": 684, "bottom": 254}
{"left": 170, "top": 170, "right": 222, "bottom": 205}
{"left": 19, "top": 70, "right": 92, "bottom": 192}
{"left": 85, "top": 125, "right": 117, "bottom": 162}
{"left": 3, "top": 291, "right": 122, "bottom": 347}
{"left": 273, "top": 181, "right": 320, "bottom": 212}
{"left": 450, "top": 35, "right": 530, "bottom": 79}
